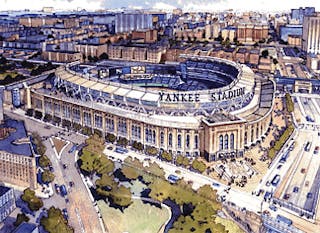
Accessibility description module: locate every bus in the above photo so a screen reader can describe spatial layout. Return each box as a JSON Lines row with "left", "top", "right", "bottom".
{"left": 276, "top": 214, "right": 292, "bottom": 226}
{"left": 271, "top": 174, "right": 280, "bottom": 187}
{"left": 305, "top": 142, "right": 312, "bottom": 152}
{"left": 212, "top": 182, "right": 220, "bottom": 188}
{"left": 60, "top": 185, "right": 68, "bottom": 197}
{"left": 280, "top": 151, "right": 289, "bottom": 163}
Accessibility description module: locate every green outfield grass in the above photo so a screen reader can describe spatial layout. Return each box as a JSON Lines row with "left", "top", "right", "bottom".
{"left": 98, "top": 199, "right": 170, "bottom": 233}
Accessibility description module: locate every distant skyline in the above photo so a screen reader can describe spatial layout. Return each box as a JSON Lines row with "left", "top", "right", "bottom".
{"left": 0, "top": 0, "right": 319, "bottom": 12}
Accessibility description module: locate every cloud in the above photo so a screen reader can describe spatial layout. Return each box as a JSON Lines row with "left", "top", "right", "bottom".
{"left": 153, "top": 2, "right": 176, "bottom": 10}
{"left": 0, "top": 0, "right": 319, "bottom": 11}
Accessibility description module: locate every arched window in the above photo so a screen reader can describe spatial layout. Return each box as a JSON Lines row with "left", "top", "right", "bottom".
{"left": 251, "top": 127, "right": 254, "bottom": 143}
{"left": 244, "top": 132, "right": 247, "bottom": 145}
{"left": 169, "top": 133, "right": 172, "bottom": 147}
{"left": 177, "top": 134, "right": 182, "bottom": 148}
{"left": 148, "top": 129, "right": 152, "bottom": 143}
{"left": 186, "top": 135, "right": 190, "bottom": 149}
{"left": 224, "top": 134, "right": 229, "bottom": 150}
{"left": 230, "top": 133, "right": 235, "bottom": 150}
{"left": 145, "top": 128, "right": 149, "bottom": 142}
{"left": 152, "top": 130, "right": 156, "bottom": 144}
{"left": 160, "top": 132, "right": 164, "bottom": 146}
{"left": 219, "top": 135, "right": 223, "bottom": 150}
{"left": 194, "top": 135, "right": 199, "bottom": 149}
{"left": 256, "top": 125, "right": 259, "bottom": 139}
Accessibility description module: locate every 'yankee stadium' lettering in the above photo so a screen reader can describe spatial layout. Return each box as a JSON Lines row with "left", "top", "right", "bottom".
{"left": 159, "top": 87, "right": 245, "bottom": 103}
{"left": 159, "top": 92, "right": 200, "bottom": 102}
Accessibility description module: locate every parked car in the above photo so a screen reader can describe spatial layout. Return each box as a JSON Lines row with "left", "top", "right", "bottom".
{"left": 293, "top": 187, "right": 299, "bottom": 193}
{"left": 54, "top": 184, "right": 60, "bottom": 194}
{"left": 269, "top": 205, "right": 277, "bottom": 211}
{"left": 69, "top": 181, "right": 74, "bottom": 187}
{"left": 60, "top": 185, "right": 68, "bottom": 197}
{"left": 68, "top": 144, "right": 78, "bottom": 153}
{"left": 115, "top": 147, "right": 128, "bottom": 154}
{"left": 62, "top": 208, "right": 69, "bottom": 220}
{"left": 284, "top": 193, "right": 290, "bottom": 200}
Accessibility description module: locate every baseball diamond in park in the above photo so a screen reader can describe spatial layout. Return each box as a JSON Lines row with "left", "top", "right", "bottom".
{"left": 28, "top": 55, "right": 275, "bottom": 161}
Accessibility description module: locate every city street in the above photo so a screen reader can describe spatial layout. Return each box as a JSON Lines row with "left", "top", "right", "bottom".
{"left": 4, "top": 108, "right": 104, "bottom": 233}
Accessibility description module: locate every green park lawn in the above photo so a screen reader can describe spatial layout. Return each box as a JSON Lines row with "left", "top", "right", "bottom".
{"left": 215, "top": 216, "right": 245, "bottom": 233}
{"left": 98, "top": 199, "right": 170, "bottom": 233}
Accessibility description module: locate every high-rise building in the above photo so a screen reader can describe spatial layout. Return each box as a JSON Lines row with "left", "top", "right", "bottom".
{"left": 0, "top": 186, "right": 16, "bottom": 223}
{"left": 291, "top": 7, "right": 315, "bottom": 24}
{"left": 0, "top": 119, "right": 37, "bottom": 189}
{"left": 115, "top": 13, "right": 153, "bottom": 33}
{"left": 302, "top": 13, "right": 320, "bottom": 54}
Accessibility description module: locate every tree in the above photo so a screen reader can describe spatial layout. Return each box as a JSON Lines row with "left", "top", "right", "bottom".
{"left": 273, "top": 58, "right": 278, "bottom": 65}
{"left": 160, "top": 151, "right": 173, "bottom": 162}
{"left": 21, "top": 188, "right": 43, "bottom": 211}
{"left": 99, "top": 52, "right": 108, "bottom": 60}
{"left": 145, "top": 146, "right": 158, "bottom": 156}
{"left": 43, "top": 114, "right": 52, "bottom": 122}
{"left": 47, "top": 34, "right": 54, "bottom": 39}
{"left": 132, "top": 141, "right": 143, "bottom": 151}
{"left": 26, "top": 109, "right": 34, "bottom": 117}
{"left": 110, "top": 185, "right": 132, "bottom": 208}
{"left": 96, "top": 174, "right": 116, "bottom": 190}
{"left": 106, "top": 133, "right": 116, "bottom": 143}
{"left": 176, "top": 155, "right": 189, "bottom": 167}
{"left": 39, "top": 155, "right": 51, "bottom": 168}
{"left": 197, "top": 185, "right": 218, "bottom": 201}
{"left": 40, "top": 207, "right": 74, "bottom": 233}
{"left": 117, "top": 137, "right": 128, "bottom": 147}
{"left": 285, "top": 93, "right": 294, "bottom": 113}
{"left": 32, "top": 133, "right": 46, "bottom": 156}
{"left": 21, "top": 60, "right": 35, "bottom": 69}
{"left": 53, "top": 116, "right": 61, "bottom": 125}
{"left": 41, "top": 169, "right": 55, "bottom": 183}
{"left": 93, "top": 129, "right": 102, "bottom": 137}
{"left": 72, "top": 122, "right": 81, "bottom": 131}
{"left": 261, "top": 49, "right": 269, "bottom": 58}
{"left": 82, "top": 126, "right": 92, "bottom": 136}
{"left": 14, "top": 213, "right": 30, "bottom": 227}
{"left": 121, "top": 166, "right": 139, "bottom": 180}
{"left": 191, "top": 159, "right": 206, "bottom": 173}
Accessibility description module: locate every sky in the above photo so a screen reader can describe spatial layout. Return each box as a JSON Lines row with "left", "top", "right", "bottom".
{"left": 0, "top": 0, "right": 319, "bottom": 12}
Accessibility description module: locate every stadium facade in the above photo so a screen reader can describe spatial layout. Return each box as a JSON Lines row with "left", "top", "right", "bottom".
{"left": 27, "top": 55, "right": 275, "bottom": 161}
